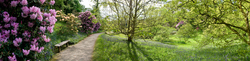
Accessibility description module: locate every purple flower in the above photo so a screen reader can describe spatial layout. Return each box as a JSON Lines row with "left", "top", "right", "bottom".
{"left": 11, "top": 30, "right": 17, "bottom": 36}
{"left": 8, "top": 53, "right": 17, "bottom": 61}
{"left": 43, "top": 13, "right": 50, "bottom": 17}
{"left": 15, "top": 38, "right": 22, "bottom": 43}
{"left": 22, "top": 49, "right": 30, "bottom": 55}
{"left": 50, "top": 0, "right": 55, "bottom": 5}
{"left": 13, "top": 40, "right": 19, "bottom": 47}
{"left": 23, "top": 31, "right": 29, "bottom": 37}
{"left": 37, "top": 15, "right": 43, "bottom": 21}
{"left": 4, "top": 30, "right": 10, "bottom": 34}
{"left": 11, "top": 22, "right": 19, "bottom": 30}
{"left": 37, "top": 47, "right": 44, "bottom": 53}
{"left": 40, "top": 26, "right": 46, "bottom": 33}
{"left": 30, "top": 6, "right": 38, "bottom": 13}
{"left": 21, "top": 0, "right": 28, "bottom": 6}
{"left": 47, "top": 26, "right": 54, "bottom": 33}
{"left": 10, "top": 17, "right": 17, "bottom": 22}
{"left": 28, "top": 22, "right": 34, "bottom": 27}
{"left": 40, "top": 0, "right": 46, "bottom": 4}
{"left": 44, "top": 38, "right": 50, "bottom": 42}
{"left": 48, "top": 16, "right": 56, "bottom": 25}
{"left": 4, "top": 24, "right": 10, "bottom": 28}
{"left": 31, "top": 38, "right": 38, "bottom": 44}
{"left": 11, "top": 1, "right": 19, "bottom": 7}
{"left": 30, "top": 44, "right": 36, "bottom": 51}
{"left": 21, "top": 6, "right": 29, "bottom": 14}
{"left": 30, "top": 13, "right": 37, "bottom": 19}
{"left": 41, "top": 35, "right": 46, "bottom": 39}
{"left": 50, "top": 9, "right": 56, "bottom": 16}
{"left": 4, "top": 17, "right": 10, "bottom": 23}
{"left": 21, "top": 13, "right": 28, "bottom": 18}
{"left": 3, "top": 11, "right": 9, "bottom": 18}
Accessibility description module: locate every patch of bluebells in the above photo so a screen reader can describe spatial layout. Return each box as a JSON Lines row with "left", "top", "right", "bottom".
{"left": 78, "top": 11, "right": 101, "bottom": 33}
{"left": 0, "top": 0, "right": 57, "bottom": 61}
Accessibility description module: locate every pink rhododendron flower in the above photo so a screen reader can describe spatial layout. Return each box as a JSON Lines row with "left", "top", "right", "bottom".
{"left": 40, "top": 0, "right": 46, "bottom": 4}
{"left": 30, "top": 6, "right": 39, "bottom": 13}
{"left": 15, "top": 38, "right": 22, "bottom": 43}
{"left": 30, "top": 44, "right": 36, "bottom": 51}
{"left": 36, "top": 7, "right": 41, "bottom": 13}
{"left": 50, "top": 0, "right": 55, "bottom": 5}
{"left": 28, "top": 22, "right": 34, "bottom": 27}
{"left": 48, "top": 16, "right": 56, "bottom": 25}
{"left": 21, "top": 6, "right": 29, "bottom": 14}
{"left": 41, "top": 35, "right": 46, "bottom": 39}
{"left": 30, "top": 13, "right": 37, "bottom": 19}
{"left": 11, "top": 22, "right": 19, "bottom": 30}
{"left": 4, "top": 17, "right": 10, "bottom": 23}
{"left": 44, "top": 38, "right": 50, "bottom": 42}
{"left": 43, "top": 13, "right": 50, "bottom": 17}
{"left": 11, "top": 1, "right": 19, "bottom": 7}
{"left": 4, "top": 30, "right": 10, "bottom": 34}
{"left": 13, "top": 40, "right": 19, "bottom": 47}
{"left": 27, "top": 60, "right": 30, "bottom": 61}
{"left": 37, "top": 47, "right": 44, "bottom": 53}
{"left": 40, "top": 26, "right": 46, "bottom": 33}
{"left": 20, "top": 0, "right": 28, "bottom": 5}
{"left": 8, "top": 53, "right": 17, "bottom": 61}
{"left": 4, "top": 24, "right": 10, "bottom": 28}
{"left": 37, "top": 15, "right": 43, "bottom": 21}
{"left": 10, "top": 17, "right": 17, "bottom": 22}
{"left": 22, "top": 49, "right": 30, "bottom": 55}
{"left": 3, "top": 11, "right": 9, "bottom": 18}
{"left": 21, "top": 13, "right": 28, "bottom": 18}
{"left": 50, "top": 9, "right": 56, "bottom": 16}
{"left": 31, "top": 38, "right": 38, "bottom": 44}
{"left": 47, "top": 26, "right": 54, "bottom": 33}
{"left": 11, "top": 30, "right": 17, "bottom": 36}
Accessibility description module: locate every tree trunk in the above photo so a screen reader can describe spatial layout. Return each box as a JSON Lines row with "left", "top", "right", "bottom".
{"left": 128, "top": 36, "right": 133, "bottom": 42}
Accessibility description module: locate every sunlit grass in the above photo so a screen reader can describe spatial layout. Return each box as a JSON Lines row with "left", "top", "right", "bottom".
{"left": 93, "top": 34, "right": 250, "bottom": 61}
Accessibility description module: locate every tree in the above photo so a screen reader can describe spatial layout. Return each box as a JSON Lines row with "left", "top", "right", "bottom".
{"left": 105, "top": 0, "right": 155, "bottom": 42}
{"left": 167, "top": 0, "right": 250, "bottom": 46}
{"left": 54, "top": 0, "right": 84, "bottom": 14}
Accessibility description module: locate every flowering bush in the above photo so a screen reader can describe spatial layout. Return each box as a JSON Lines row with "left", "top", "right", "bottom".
{"left": 78, "top": 11, "right": 100, "bottom": 33}
{"left": 56, "top": 10, "right": 81, "bottom": 35}
{"left": 0, "top": 0, "right": 57, "bottom": 61}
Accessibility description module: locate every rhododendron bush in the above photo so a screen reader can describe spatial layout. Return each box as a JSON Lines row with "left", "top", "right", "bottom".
{"left": 0, "top": 0, "right": 57, "bottom": 61}
{"left": 78, "top": 11, "right": 101, "bottom": 33}
{"left": 56, "top": 10, "right": 81, "bottom": 35}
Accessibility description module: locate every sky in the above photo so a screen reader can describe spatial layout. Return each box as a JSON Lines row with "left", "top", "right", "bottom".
{"left": 79, "top": 0, "right": 172, "bottom": 18}
{"left": 80, "top": 0, "right": 95, "bottom": 9}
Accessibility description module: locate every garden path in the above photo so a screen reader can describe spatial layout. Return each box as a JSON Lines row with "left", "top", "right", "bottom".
{"left": 53, "top": 33, "right": 102, "bottom": 61}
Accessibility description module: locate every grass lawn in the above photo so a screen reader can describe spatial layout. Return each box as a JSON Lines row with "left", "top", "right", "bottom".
{"left": 92, "top": 34, "right": 250, "bottom": 61}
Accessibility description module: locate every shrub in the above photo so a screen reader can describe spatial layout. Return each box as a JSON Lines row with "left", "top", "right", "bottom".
{"left": 0, "top": 0, "right": 57, "bottom": 61}
{"left": 56, "top": 10, "right": 81, "bottom": 35}
{"left": 78, "top": 11, "right": 100, "bottom": 33}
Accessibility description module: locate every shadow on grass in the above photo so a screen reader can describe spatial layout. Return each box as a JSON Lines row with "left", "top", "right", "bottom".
{"left": 126, "top": 41, "right": 154, "bottom": 61}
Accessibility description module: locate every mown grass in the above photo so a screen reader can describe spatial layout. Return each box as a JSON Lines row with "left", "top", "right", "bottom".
{"left": 93, "top": 34, "right": 250, "bottom": 61}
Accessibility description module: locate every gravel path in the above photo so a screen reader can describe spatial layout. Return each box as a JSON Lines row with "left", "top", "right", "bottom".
{"left": 54, "top": 33, "right": 102, "bottom": 61}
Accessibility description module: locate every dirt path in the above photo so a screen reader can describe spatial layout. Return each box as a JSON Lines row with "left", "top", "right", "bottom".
{"left": 53, "top": 33, "right": 102, "bottom": 61}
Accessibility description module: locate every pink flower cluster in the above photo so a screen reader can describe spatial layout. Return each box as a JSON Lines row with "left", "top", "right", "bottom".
{"left": 8, "top": 53, "right": 17, "bottom": 61}
{"left": 0, "top": 0, "right": 57, "bottom": 60}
